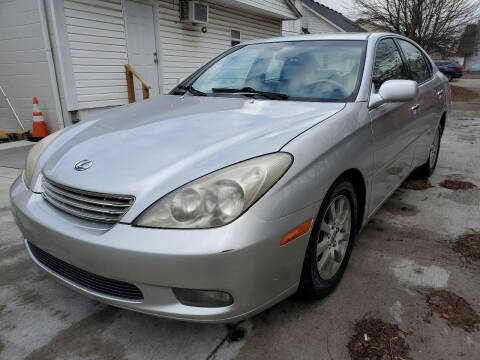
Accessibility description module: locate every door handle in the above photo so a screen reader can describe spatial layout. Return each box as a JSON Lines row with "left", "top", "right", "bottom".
{"left": 410, "top": 104, "right": 420, "bottom": 112}
{"left": 153, "top": 52, "right": 158, "bottom": 63}
{"left": 436, "top": 89, "right": 444, "bottom": 97}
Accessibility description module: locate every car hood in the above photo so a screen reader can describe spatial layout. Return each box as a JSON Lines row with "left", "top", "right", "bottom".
{"left": 43, "top": 95, "right": 344, "bottom": 212}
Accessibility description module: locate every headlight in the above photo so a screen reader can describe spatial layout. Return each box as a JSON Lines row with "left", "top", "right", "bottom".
{"left": 24, "top": 128, "right": 68, "bottom": 189}
{"left": 134, "top": 153, "right": 293, "bottom": 229}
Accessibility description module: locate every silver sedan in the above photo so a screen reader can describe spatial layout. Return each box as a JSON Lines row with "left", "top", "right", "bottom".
{"left": 10, "top": 33, "right": 450, "bottom": 322}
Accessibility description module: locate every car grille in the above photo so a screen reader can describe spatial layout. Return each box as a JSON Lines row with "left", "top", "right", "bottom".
{"left": 41, "top": 177, "right": 134, "bottom": 224}
{"left": 28, "top": 241, "right": 144, "bottom": 301}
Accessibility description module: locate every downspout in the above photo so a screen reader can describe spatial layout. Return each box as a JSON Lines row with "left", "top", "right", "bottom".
{"left": 37, "top": 0, "right": 65, "bottom": 130}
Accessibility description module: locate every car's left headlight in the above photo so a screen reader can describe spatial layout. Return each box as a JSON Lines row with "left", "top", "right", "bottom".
{"left": 134, "top": 152, "right": 293, "bottom": 229}
{"left": 24, "top": 128, "right": 68, "bottom": 189}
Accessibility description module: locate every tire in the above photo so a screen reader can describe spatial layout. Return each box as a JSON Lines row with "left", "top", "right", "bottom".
{"left": 299, "top": 178, "right": 358, "bottom": 299}
{"left": 447, "top": 73, "right": 453, "bottom": 82}
{"left": 418, "top": 123, "right": 442, "bottom": 178}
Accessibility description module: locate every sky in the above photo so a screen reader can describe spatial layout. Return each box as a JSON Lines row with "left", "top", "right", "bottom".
{"left": 317, "top": 0, "right": 480, "bottom": 19}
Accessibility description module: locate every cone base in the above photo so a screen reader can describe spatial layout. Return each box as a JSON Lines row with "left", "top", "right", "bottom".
{"left": 27, "top": 135, "right": 44, "bottom": 142}
{"left": 32, "top": 121, "right": 48, "bottom": 139}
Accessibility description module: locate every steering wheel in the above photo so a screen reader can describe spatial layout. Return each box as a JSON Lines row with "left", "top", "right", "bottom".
{"left": 308, "top": 79, "right": 347, "bottom": 98}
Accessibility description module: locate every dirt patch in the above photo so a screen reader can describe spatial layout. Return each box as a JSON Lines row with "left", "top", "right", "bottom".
{"left": 426, "top": 289, "right": 480, "bottom": 332}
{"left": 226, "top": 324, "right": 246, "bottom": 342}
{"left": 348, "top": 318, "right": 411, "bottom": 360}
{"left": 401, "top": 178, "right": 433, "bottom": 190}
{"left": 452, "top": 232, "right": 480, "bottom": 262}
{"left": 451, "top": 86, "right": 479, "bottom": 102}
{"left": 383, "top": 200, "right": 419, "bottom": 217}
{"left": 439, "top": 179, "right": 477, "bottom": 190}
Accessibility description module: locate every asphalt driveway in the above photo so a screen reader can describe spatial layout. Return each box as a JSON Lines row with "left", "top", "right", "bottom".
{"left": 1, "top": 99, "right": 479, "bottom": 359}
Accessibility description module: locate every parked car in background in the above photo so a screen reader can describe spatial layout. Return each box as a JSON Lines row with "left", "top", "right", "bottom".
{"left": 434, "top": 60, "right": 463, "bottom": 81}
{"left": 10, "top": 33, "right": 451, "bottom": 323}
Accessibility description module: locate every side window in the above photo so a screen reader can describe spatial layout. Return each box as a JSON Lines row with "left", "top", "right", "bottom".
{"left": 230, "top": 29, "right": 241, "bottom": 47}
{"left": 424, "top": 55, "right": 433, "bottom": 75}
{"left": 397, "top": 40, "right": 431, "bottom": 83}
{"left": 373, "top": 39, "right": 406, "bottom": 91}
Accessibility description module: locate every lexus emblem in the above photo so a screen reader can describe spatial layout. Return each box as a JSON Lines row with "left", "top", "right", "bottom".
{"left": 74, "top": 160, "right": 93, "bottom": 171}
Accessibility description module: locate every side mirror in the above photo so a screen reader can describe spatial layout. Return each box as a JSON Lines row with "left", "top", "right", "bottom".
{"left": 177, "top": 77, "right": 186, "bottom": 85}
{"left": 369, "top": 80, "right": 418, "bottom": 109}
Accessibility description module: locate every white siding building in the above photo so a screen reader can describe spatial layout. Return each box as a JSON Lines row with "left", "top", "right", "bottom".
{"left": 0, "top": 0, "right": 300, "bottom": 132}
{"left": 0, "top": 0, "right": 63, "bottom": 132}
{"left": 283, "top": 0, "right": 364, "bottom": 36}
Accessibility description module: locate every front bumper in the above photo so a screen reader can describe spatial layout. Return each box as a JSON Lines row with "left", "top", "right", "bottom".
{"left": 9, "top": 175, "right": 314, "bottom": 322}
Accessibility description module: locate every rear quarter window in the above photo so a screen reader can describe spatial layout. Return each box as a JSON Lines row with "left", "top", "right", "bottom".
{"left": 397, "top": 40, "right": 431, "bottom": 84}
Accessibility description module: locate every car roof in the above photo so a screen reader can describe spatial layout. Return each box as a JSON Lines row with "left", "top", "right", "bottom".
{"left": 243, "top": 32, "right": 398, "bottom": 45}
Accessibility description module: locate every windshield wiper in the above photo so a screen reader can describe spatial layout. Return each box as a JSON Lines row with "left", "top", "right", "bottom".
{"left": 177, "top": 84, "right": 207, "bottom": 96}
{"left": 211, "top": 87, "right": 289, "bottom": 100}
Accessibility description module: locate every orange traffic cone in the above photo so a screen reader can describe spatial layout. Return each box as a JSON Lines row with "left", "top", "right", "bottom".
{"left": 31, "top": 97, "right": 48, "bottom": 141}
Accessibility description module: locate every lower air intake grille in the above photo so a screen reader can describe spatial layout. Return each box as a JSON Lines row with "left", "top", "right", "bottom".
{"left": 28, "top": 242, "right": 143, "bottom": 301}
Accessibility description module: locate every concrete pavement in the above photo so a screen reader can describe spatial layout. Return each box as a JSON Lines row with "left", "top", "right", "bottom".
{"left": 462, "top": 73, "right": 480, "bottom": 79}
{"left": 0, "top": 140, "right": 33, "bottom": 169}
{"left": 0, "top": 102, "right": 479, "bottom": 359}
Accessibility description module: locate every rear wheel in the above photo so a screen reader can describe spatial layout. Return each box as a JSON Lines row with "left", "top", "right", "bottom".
{"left": 447, "top": 73, "right": 453, "bottom": 82}
{"left": 418, "top": 123, "right": 442, "bottom": 177}
{"left": 299, "top": 179, "right": 358, "bottom": 299}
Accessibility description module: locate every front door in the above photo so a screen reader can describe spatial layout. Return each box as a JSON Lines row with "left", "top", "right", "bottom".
{"left": 125, "top": 0, "right": 159, "bottom": 100}
{"left": 368, "top": 38, "right": 418, "bottom": 214}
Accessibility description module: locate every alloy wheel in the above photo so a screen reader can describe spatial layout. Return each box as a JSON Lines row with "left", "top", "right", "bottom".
{"left": 316, "top": 195, "right": 352, "bottom": 280}
{"left": 429, "top": 127, "right": 440, "bottom": 169}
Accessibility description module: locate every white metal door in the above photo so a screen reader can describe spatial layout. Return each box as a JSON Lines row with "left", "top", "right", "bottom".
{"left": 125, "top": 1, "right": 159, "bottom": 100}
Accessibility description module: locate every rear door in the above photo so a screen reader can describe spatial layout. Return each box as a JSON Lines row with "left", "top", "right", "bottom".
{"left": 396, "top": 39, "right": 441, "bottom": 168}
{"left": 368, "top": 38, "right": 417, "bottom": 213}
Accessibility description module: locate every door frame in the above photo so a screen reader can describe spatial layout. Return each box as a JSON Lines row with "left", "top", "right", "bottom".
{"left": 123, "top": 0, "right": 164, "bottom": 95}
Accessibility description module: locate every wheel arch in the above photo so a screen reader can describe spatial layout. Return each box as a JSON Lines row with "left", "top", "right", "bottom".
{"left": 439, "top": 112, "right": 447, "bottom": 135}
{"left": 336, "top": 168, "right": 367, "bottom": 233}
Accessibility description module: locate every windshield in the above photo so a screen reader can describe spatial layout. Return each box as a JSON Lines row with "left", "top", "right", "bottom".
{"left": 172, "top": 40, "right": 366, "bottom": 102}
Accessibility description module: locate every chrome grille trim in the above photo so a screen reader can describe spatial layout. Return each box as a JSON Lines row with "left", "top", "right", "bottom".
{"left": 41, "top": 177, "right": 134, "bottom": 223}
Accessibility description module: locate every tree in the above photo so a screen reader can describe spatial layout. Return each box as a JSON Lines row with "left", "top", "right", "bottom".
{"left": 458, "top": 24, "right": 478, "bottom": 56}
{"left": 354, "top": 0, "right": 478, "bottom": 56}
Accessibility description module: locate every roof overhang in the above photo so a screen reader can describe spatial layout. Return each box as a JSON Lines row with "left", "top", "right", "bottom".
{"left": 214, "top": 0, "right": 301, "bottom": 20}
{"left": 302, "top": 2, "right": 345, "bottom": 32}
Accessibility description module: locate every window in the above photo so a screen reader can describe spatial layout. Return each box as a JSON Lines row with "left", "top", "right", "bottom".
{"left": 372, "top": 38, "right": 407, "bottom": 91}
{"left": 230, "top": 29, "right": 241, "bottom": 47}
{"left": 188, "top": 48, "right": 259, "bottom": 90}
{"left": 183, "top": 40, "right": 366, "bottom": 102}
{"left": 397, "top": 40, "right": 431, "bottom": 83}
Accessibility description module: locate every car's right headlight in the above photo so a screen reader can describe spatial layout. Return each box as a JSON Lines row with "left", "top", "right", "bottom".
{"left": 24, "top": 128, "right": 67, "bottom": 189}
{"left": 133, "top": 152, "right": 293, "bottom": 229}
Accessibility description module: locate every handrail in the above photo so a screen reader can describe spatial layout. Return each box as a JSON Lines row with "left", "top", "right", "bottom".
{"left": 125, "top": 64, "right": 151, "bottom": 103}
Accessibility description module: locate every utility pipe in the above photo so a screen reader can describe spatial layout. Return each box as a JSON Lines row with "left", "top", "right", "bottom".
{"left": 0, "top": 84, "right": 25, "bottom": 131}
{"left": 37, "top": 0, "right": 65, "bottom": 130}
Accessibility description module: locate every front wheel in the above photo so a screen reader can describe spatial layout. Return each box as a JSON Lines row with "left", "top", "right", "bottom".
{"left": 299, "top": 178, "right": 358, "bottom": 299}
